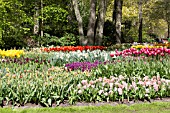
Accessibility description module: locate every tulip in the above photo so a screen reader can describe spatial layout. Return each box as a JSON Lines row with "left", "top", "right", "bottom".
{"left": 118, "top": 88, "right": 123, "bottom": 95}
{"left": 160, "top": 52, "right": 164, "bottom": 56}
{"left": 78, "top": 90, "right": 83, "bottom": 94}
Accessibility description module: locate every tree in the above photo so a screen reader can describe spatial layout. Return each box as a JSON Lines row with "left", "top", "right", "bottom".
{"left": 150, "top": 0, "right": 170, "bottom": 38}
{"left": 138, "top": 0, "right": 143, "bottom": 43}
{"left": 72, "top": 0, "right": 84, "bottom": 45}
{"left": 0, "top": 0, "right": 32, "bottom": 48}
{"left": 33, "top": 0, "right": 39, "bottom": 35}
{"left": 95, "top": 0, "right": 108, "bottom": 45}
{"left": 87, "top": 0, "right": 97, "bottom": 45}
{"left": 40, "top": 0, "right": 44, "bottom": 37}
{"left": 113, "top": 0, "right": 123, "bottom": 44}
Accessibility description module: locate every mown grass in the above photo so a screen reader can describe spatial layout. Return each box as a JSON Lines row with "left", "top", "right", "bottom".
{"left": 0, "top": 102, "right": 170, "bottom": 113}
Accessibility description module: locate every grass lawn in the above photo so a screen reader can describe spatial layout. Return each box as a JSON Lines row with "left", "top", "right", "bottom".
{"left": 0, "top": 102, "right": 170, "bottom": 113}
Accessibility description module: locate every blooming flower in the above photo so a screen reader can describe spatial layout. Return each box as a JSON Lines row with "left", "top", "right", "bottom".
{"left": 145, "top": 88, "right": 150, "bottom": 93}
{"left": 81, "top": 80, "right": 88, "bottom": 85}
{"left": 78, "top": 90, "right": 83, "bottom": 94}
{"left": 153, "top": 84, "right": 159, "bottom": 91}
{"left": 118, "top": 88, "right": 123, "bottom": 95}
{"left": 98, "top": 90, "right": 104, "bottom": 95}
{"left": 77, "top": 84, "right": 82, "bottom": 89}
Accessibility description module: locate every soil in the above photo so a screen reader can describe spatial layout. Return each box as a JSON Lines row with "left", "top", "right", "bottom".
{"left": 1, "top": 97, "right": 170, "bottom": 109}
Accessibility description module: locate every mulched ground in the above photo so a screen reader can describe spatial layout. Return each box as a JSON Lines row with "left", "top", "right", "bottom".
{"left": 1, "top": 97, "right": 170, "bottom": 109}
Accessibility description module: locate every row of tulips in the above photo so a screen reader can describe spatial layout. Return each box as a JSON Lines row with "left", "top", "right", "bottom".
{"left": 48, "top": 50, "right": 112, "bottom": 66}
{"left": 65, "top": 56, "right": 170, "bottom": 79}
{"left": 65, "top": 60, "right": 102, "bottom": 72}
{"left": 0, "top": 49, "right": 24, "bottom": 58}
{"left": 75, "top": 76, "right": 170, "bottom": 102}
{"left": 0, "top": 57, "right": 50, "bottom": 65}
{"left": 41, "top": 46, "right": 106, "bottom": 52}
{"left": 131, "top": 43, "right": 170, "bottom": 49}
{"left": 110, "top": 47, "right": 170, "bottom": 58}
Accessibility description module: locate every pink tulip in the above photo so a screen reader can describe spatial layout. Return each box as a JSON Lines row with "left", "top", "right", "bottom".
{"left": 143, "top": 76, "right": 149, "bottom": 81}
{"left": 110, "top": 54, "right": 115, "bottom": 57}
{"left": 78, "top": 90, "right": 83, "bottom": 94}
{"left": 146, "top": 81, "right": 152, "bottom": 86}
{"left": 153, "top": 84, "right": 159, "bottom": 91}
{"left": 154, "top": 52, "right": 157, "bottom": 56}
{"left": 109, "top": 83, "right": 114, "bottom": 88}
{"left": 81, "top": 80, "right": 88, "bottom": 85}
{"left": 160, "top": 52, "right": 164, "bottom": 56}
{"left": 145, "top": 88, "right": 150, "bottom": 93}
{"left": 77, "top": 84, "right": 81, "bottom": 89}
{"left": 118, "top": 88, "right": 123, "bottom": 95}
{"left": 132, "top": 82, "right": 136, "bottom": 88}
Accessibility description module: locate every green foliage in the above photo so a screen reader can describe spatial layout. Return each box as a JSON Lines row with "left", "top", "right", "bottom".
{"left": 56, "top": 33, "right": 79, "bottom": 46}
{"left": 107, "top": 43, "right": 132, "bottom": 51}
{"left": 0, "top": 0, "right": 32, "bottom": 49}
{"left": 92, "top": 57, "right": 170, "bottom": 79}
{"left": 43, "top": 5, "right": 69, "bottom": 37}
{"left": 0, "top": 0, "right": 170, "bottom": 48}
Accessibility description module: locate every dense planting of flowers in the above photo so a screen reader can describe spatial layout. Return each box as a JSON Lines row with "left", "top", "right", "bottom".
{"left": 0, "top": 57, "right": 50, "bottom": 65}
{"left": 76, "top": 76, "right": 170, "bottom": 102}
{"left": 48, "top": 50, "right": 112, "bottom": 66}
{"left": 0, "top": 45, "right": 170, "bottom": 107}
{"left": 110, "top": 47, "right": 170, "bottom": 58}
{"left": 0, "top": 49, "right": 24, "bottom": 58}
{"left": 65, "top": 60, "right": 102, "bottom": 71}
{"left": 131, "top": 43, "right": 170, "bottom": 49}
{"left": 41, "top": 46, "right": 106, "bottom": 52}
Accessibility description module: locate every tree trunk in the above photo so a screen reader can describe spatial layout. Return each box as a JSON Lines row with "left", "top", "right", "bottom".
{"left": 87, "top": 0, "right": 97, "bottom": 45}
{"left": 168, "top": 24, "right": 170, "bottom": 38}
{"left": 40, "top": 0, "right": 43, "bottom": 37}
{"left": 0, "top": 27, "right": 2, "bottom": 46}
{"left": 33, "top": 1, "right": 39, "bottom": 35}
{"left": 72, "top": 0, "right": 85, "bottom": 45}
{"left": 138, "top": 0, "right": 143, "bottom": 43}
{"left": 113, "top": 0, "right": 123, "bottom": 44}
{"left": 95, "top": 0, "right": 107, "bottom": 45}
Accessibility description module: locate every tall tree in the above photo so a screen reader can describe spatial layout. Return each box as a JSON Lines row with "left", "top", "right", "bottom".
{"left": 113, "top": 0, "right": 123, "bottom": 44}
{"left": 87, "top": 0, "right": 97, "bottom": 45}
{"left": 72, "top": 0, "right": 85, "bottom": 45}
{"left": 138, "top": 0, "right": 143, "bottom": 43}
{"left": 33, "top": 0, "right": 39, "bottom": 35}
{"left": 40, "top": 0, "right": 43, "bottom": 37}
{"left": 150, "top": 0, "right": 170, "bottom": 38}
{"left": 164, "top": 0, "right": 170, "bottom": 38}
{"left": 95, "top": 0, "right": 107, "bottom": 45}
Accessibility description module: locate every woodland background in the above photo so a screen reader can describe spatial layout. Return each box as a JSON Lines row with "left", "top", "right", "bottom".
{"left": 0, "top": 0, "right": 169, "bottom": 49}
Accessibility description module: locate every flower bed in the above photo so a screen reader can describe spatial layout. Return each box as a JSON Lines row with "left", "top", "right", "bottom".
{"left": 41, "top": 46, "right": 106, "bottom": 52}
{"left": 76, "top": 76, "right": 170, "bottom": 102}
{"left": 0, "top": 49, "right": 24, "bottom": 58}
{"left": 110, "top": 47, "right": 170, "bottom": 58}
{"left": 65, "top": 60, "right": 102, "bottom": 72}
{"left": 0, "top": 46, "right": 170, "bottom": 107}
{"left": 131, "top": 43, "right": 170, "bottom": 49}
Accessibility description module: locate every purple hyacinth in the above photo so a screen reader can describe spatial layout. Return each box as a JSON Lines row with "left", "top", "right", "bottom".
{"left": 65, "top": 60, "right": 102, "bottom": 72}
